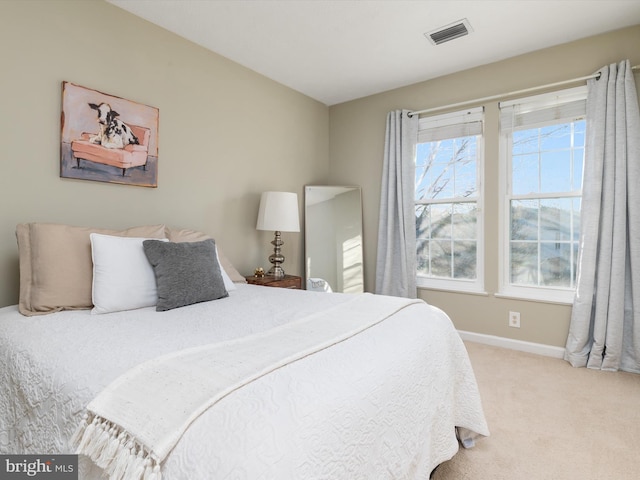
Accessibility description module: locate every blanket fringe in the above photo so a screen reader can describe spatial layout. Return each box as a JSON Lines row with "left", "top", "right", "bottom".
{"left": 72, "top": 412, "right": 161, "bottom": 480}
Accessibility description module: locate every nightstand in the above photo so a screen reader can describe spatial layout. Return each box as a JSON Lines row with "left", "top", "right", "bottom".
{"left": 245, "top": 274, "right": 302, "bottom": 289}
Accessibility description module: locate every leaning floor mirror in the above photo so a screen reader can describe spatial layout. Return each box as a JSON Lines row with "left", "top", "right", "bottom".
{"left": 304, "top": 185, "right": 364, "bottom": 293}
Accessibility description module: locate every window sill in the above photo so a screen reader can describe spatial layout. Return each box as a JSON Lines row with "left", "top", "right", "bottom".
{"left": 417, "top": 280, "right": 488, "bottom": 296}
{"left": 494, "top": 291, "right": 574, "bottom": 306}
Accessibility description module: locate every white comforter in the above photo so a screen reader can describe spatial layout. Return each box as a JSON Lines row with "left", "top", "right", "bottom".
{"left": 0, "top": 285, "right": 488, "bottom": 479}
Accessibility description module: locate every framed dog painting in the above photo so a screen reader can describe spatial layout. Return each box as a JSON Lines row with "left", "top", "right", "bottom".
{"left": 60, "top": 82, "right": 159, "bottom": 187}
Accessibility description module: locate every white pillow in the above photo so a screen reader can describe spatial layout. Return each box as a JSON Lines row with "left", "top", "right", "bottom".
{"left": 90, "top": 233, "right": 168, "bottom": 314}
{"left": 216, "top": 246, "right": 236, "bottom": 292}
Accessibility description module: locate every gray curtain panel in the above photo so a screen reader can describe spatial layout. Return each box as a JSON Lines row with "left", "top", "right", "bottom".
{"left": 565, "top": 60, "right": 640, "bottom": 373}
{"left": 375, "top": 110, "right": 418, "bottom": 298}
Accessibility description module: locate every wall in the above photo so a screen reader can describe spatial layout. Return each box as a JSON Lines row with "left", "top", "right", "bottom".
{"left": 0, "top": 0, "right": 329, "bottom": 307}
{"left": 328, "top": 25, "right": 640, "bottom": 347}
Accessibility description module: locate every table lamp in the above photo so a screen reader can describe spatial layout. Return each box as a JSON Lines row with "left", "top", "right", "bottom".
{"left": 256, "top": 191, "right": 300, "bottom": 277}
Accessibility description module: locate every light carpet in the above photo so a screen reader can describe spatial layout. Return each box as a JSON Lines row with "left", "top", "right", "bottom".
{"left": 432, "top": 341, "right": 640, "bottom": 480}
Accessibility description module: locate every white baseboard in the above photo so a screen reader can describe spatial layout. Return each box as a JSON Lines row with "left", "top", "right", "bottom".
{"left": 458, "top": 330, "right": 565, "bottom": 359}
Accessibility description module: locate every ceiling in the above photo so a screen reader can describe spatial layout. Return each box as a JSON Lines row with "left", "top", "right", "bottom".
{"left": 106, "top": 0, "right": 640, "bottom": 106}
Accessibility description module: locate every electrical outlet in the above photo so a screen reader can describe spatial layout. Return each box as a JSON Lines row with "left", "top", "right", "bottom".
{"left": 509, "top": 311, "right": 521, "bottom": 328}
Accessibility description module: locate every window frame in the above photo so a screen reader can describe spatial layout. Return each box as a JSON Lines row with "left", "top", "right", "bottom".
{"left": 498, "top": 87, "right": 587, "bottom": 304}
{"left": 414, "top": 107, "right": 486, "bottom": 295}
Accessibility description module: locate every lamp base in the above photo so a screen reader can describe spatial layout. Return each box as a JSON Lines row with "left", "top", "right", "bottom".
{"left": 267, "top": 264, "right": 285, "bottom": 278}
{"left": 267, "top": 231, "right": 286, "bottom": 278}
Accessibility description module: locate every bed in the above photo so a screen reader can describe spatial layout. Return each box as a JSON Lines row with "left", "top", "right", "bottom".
{"left": 0, "top": 223, "right": 489, "bottom": 480}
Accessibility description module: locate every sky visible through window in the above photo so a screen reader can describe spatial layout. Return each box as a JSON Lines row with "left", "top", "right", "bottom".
{"left": 415, "top": 136, "right": 478, "bottom": 280}
{"left": 512, "top": 120, "right": 585, "bottom": 196}
{"left": 509, "top": 119, "right": 585, "bottom": 288}
{"left": 414, "top": 119, "right": 585, "bottom": 286}
{"left": 415, "top": 137, "right": 477, "bottom": 201}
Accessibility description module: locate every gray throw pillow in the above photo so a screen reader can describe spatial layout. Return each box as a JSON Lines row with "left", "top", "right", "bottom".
{"left": 143, "top": 239, "right": 229, "bottom": 311}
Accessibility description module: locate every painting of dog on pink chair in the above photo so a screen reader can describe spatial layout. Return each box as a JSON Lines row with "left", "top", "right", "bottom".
{"left": 60, "top": 81, "right": 159, "bottom": 187}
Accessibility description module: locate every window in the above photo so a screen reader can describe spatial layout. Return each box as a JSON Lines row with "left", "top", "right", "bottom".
{"left": 499, "top": 87, "right": 587, "bottom": 303}
{"left": 415, "top": 107, "right": 484, "bottom": 293}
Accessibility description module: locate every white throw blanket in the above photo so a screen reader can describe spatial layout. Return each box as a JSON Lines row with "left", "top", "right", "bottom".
{"left": 72, "top": 293, "right": 421, "bottom": 480}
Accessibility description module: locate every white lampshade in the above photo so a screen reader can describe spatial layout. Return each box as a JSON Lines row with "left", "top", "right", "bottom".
{"left": 256, "top": 191, "right": 300, "bottom": 232}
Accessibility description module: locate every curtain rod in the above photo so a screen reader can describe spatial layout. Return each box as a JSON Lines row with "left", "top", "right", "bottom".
{"left": 408, "top": 64, "right": 640, "bottom": 117}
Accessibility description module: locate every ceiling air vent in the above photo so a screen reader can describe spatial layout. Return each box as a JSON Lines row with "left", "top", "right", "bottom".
{"left": 425, "top": 18, "right": 472, "bottom": 46}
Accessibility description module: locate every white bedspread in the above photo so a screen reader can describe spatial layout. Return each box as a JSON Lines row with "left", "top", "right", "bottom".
{"left": 0, "top": 285, "right": 489, "bottom": 479}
